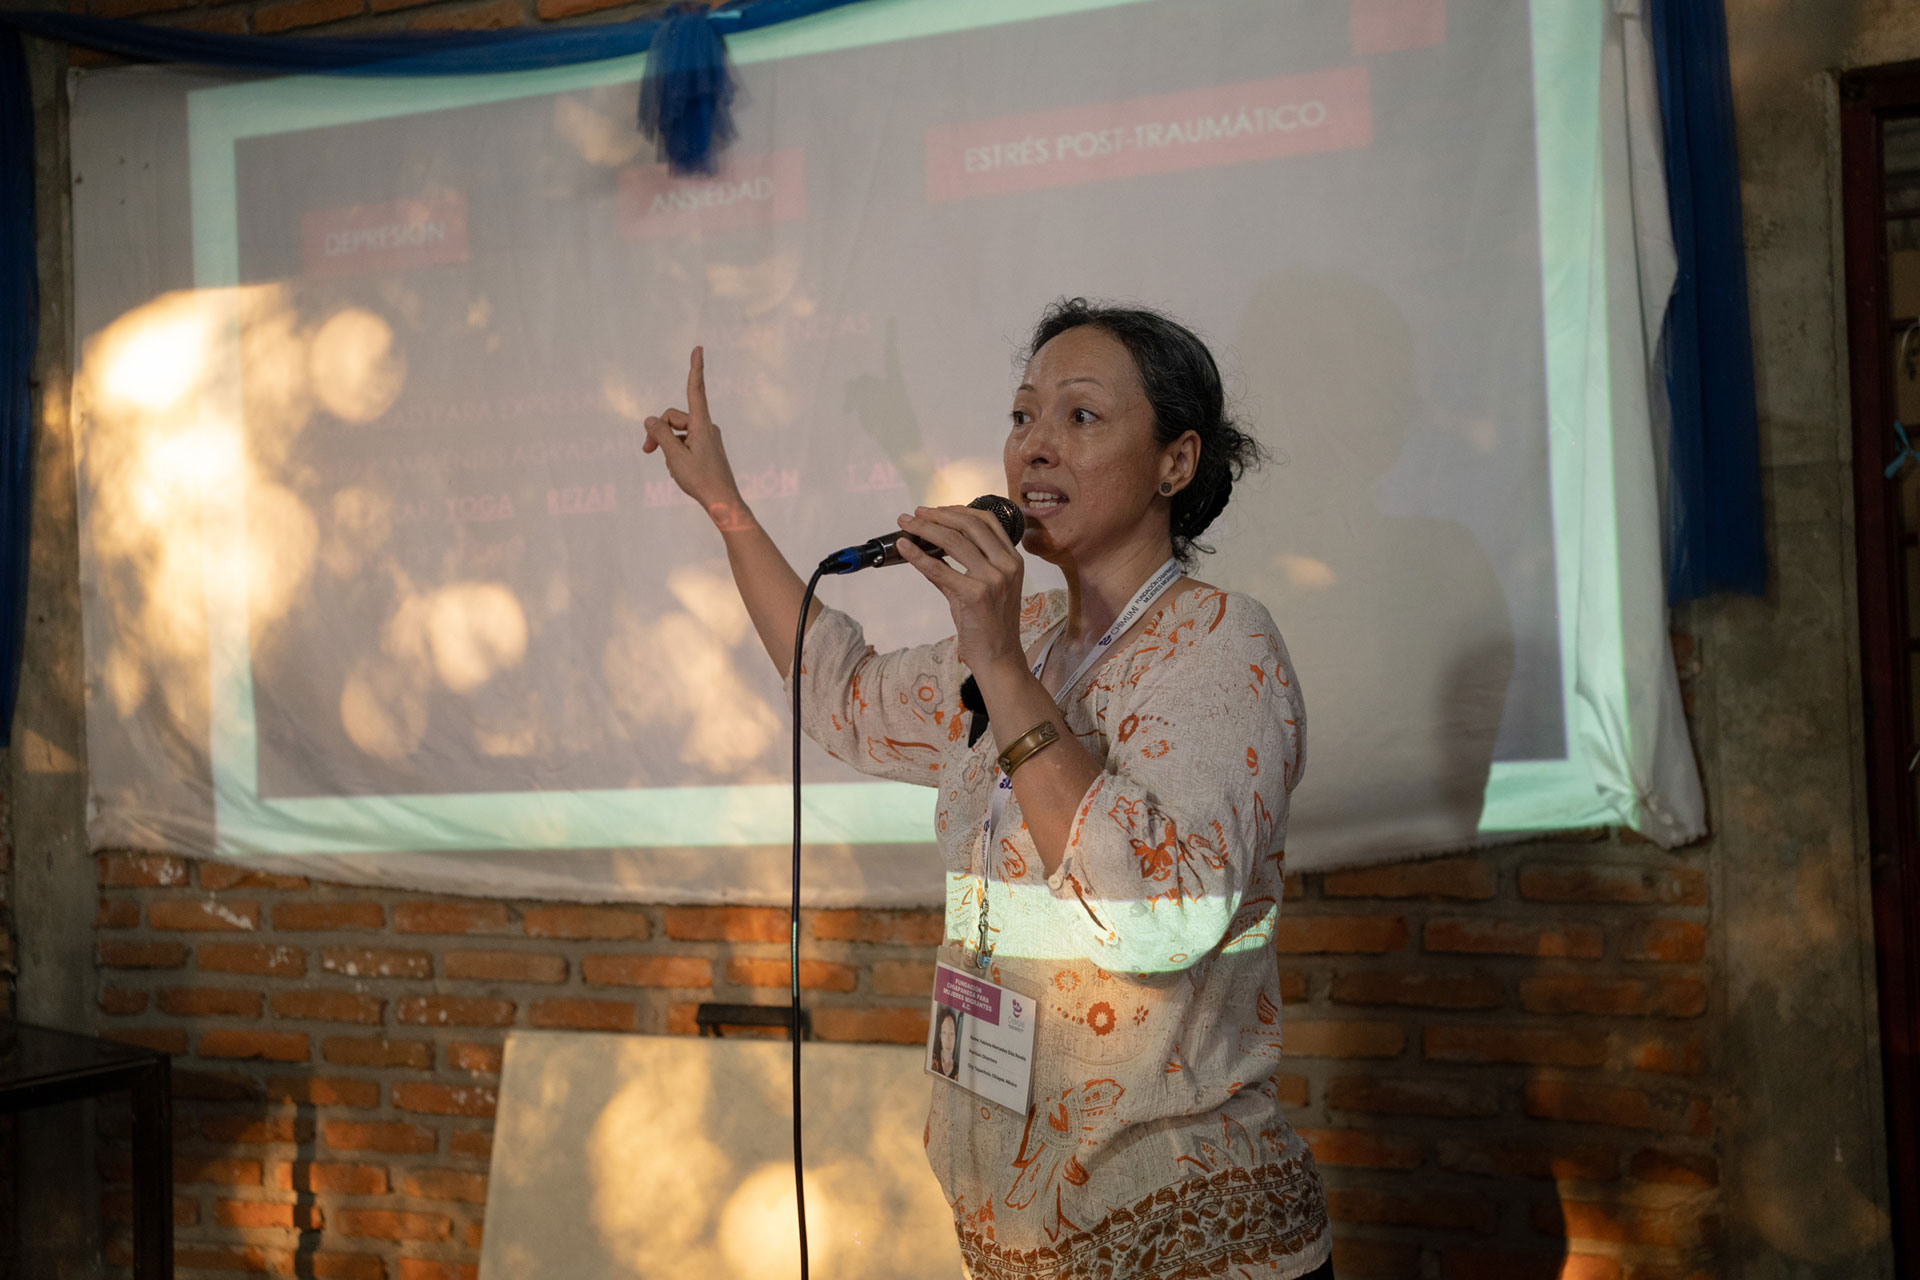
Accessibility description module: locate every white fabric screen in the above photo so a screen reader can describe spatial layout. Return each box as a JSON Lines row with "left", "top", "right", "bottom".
{"left": 65, "top": 0, "right": 1705, "bottom": 905}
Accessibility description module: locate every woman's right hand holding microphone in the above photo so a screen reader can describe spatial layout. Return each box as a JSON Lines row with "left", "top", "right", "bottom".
{"left": 643, "top": 346, "right": 750, "bottom": 530}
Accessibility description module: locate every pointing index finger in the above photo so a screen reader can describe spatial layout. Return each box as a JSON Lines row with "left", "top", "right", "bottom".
{"left": 687, "top": 346, "right": 711, "bottom": 425}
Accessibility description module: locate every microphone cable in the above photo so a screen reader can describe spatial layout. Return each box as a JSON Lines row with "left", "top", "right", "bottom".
{"left": 787, "top": 563, "right": 828, "bottom": 1280}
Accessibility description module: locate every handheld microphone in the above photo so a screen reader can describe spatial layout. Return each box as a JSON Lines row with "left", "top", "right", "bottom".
{"left": 818, "top": 494, "right": 1026, "bottom": 575}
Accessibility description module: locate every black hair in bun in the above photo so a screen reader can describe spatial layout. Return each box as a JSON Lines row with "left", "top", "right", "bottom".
{"left": 1026, "top": 297, "right": 1260, "bottom": 563}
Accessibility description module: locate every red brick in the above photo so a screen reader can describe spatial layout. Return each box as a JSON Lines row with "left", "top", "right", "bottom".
{"left": 1523, "top": 1081, "right": 1658, "bottom": 1129}
{"left": 1326, "top": 1075, "right": 1499, "bottom": 1118}
{"left": 1282, "top": 873, "right": 1305, "bottom": 900}
{"left": 1628, "top": 1146, "right": 1718, "bottom": 1188}
{"left": 1276, "top": 969, "right": 1309, "bottom": 1001}
{"left": 334, "top": 1208, "right": 454, "bottom": 1242}
{"left": 1623, "top": 1266, "right": 1715, "bottom": 1280}
{"left": 1517, "top": 862, "right": 1707, "bottom": 906}
{"left": 267, "top": 1075, "right": 381, "bottom": 1108}
{"left": 1436, "top": 1138, "right": 1618, "bottom": 1182}
{"left": 214, "top": 1199, "right": 324, "bottom": 1230}
{"left": 323, "top": 1036, "right": 434, "bottom": 1069}
{"left": 157, "top": 987, "right": 262, "bottom": 1018}
{"left": 172, "top": 1244, "right": 283, "bottom": 1272}
{"left": 199, "top": 863, "right": 309, "bottom": 891}
{"left": 393, "top": 1082, "right": 497, "bottom": 1118}
{"left": 528, "top": 998, "right": 635, "bottom": 1031}
{"left": 666, "top": 905, "right": 790, "bottom": 943}
{"left": 870, "top": 959, "right": 936, "bottom": 996}
{"left": 409, "top": 0, "right": 524, "bottom": 28}
{"left": 202, "top": 1113, "right": 313, "bottom": 1144}
{"left": 175, "top": 1069, "right": 265, "bottom": 1101}
{"left": 100, "top": 940, "right": 189, "bottom": 969}
{"left": 274, "top": 902, "right": 385, "bottom": 931}
{"left": 310, "top": 1253, "right": 389, "bottom": 1280}
{"left": 1621, "top": 919, "right": 1707, "bottom": 963}
{"left": 254, "top": 0, "right": 363, "bottom": 33}
{"left": 1518, "top": 975, "right": 1707, "bottom": 1018}
{"left": 321, "top": 947, "right": 433, "bottom": 979}
{"left": 1331, "top": 970, "right": 1503, "bottom": 1009}
{"left": 177, "top": 1155, "right": 263, "bottom": 1186}
{"left": 325, "top": 1120, "right": 437, "bottom": 1154}
{"left": 396, "top": 996, "right": 515, "bottom": 1027}
{"left": 200, "top": 1029, "right": 310, "bottom": 1062}
{"left": 99, "top": 852, "right": 189, "bottom": 887}
{"left": 666, "top": 1002, "right": 703, "bottom": 1036}
{"left": 1330, "top": 1236, "right": 1421, "bottom": 1279}
{"left": 1283, "top": 1020, "right": 1406, "bottom": 1059}
{"left": 274, "top": 1162, "right": 388, "bottom": 1195}
{"left": 464, "top": 1220, "right": 484, "bottom": 1248}
{"left": 1627, "top": 1032, "right": 1706, "bottom": 1075}
{"left": 1323, "top": 856, "right": 1495, "bottom": 899}
{"left": 1327, "top": 1186, "right": 1499, "bottom": 1234}
{"left": 447, "top": 1041, "right": 503, "bottom": 1075}
{"left": 1425, "top": 918, "right": 1604, "bottom": 959}
{"left": 1296, "top": 1127, "right": 1421, "bottom": 1170}
{"left": 582, "top": 954, "right": 712, "bottom": 988}
{"left": 1441, "top": 1249, "right": 1623, "bottom": 1280}
{"left": 393, "top": 901, "right": 512, "bottom": 934}
{"left": 97, "top": 898, "right": 141, "bottom": 929}
{"left": 1543, "top": 1199, "right": 1720, "bottom": 1249}
{"left": 813, "top": 1006, "right": 929, "bottom": 1044}
{"left": 448, "top": 1128, "right": 493, "bottom": 1160}
{"left": 522, "top": 904, "right": 651, "bottom": 940}
{"left": 99, "top": 988, "right": 149, "bottom": 1015}
{"left": 809, "top": 908, "right": 942, "bottom": 945}
{"left": 198, "top": 942, "right": 307, "bottom": 977}
{"left": 533, "top": 0, "right": 624, "bottom": 20}
{"left": 1424, "top": 1025, "right": 1609, "bottom": 1068}
{"left": 1273, "top": 1073, "right": 1309, "bottom": 1106}
{"left": 149, "top": 899, "right": 260, "bottom": 931}
{"left": 399, "top": 1263, "right": 479, "bottom": 1280}
{"left": 727, "top": 957, "right": 856, "bottom": 992}
{"left": 1275, "top": 916, "right": 1409, "bottom": 954}
{"left": 104, "top": 1027, "right": 189, "bottom": 1055}
{"left": 272, "top": 990, "right": 385, "bottom": 1024}
{"left": 444, "top": 949, "right": 567, "bottom": 983}
{"left": 401, "top": 1168, "right": 489, "bottom": 1203}
{"left": 91, "top": 0, "right": 191, "bottom": 17}
{"left": 101, "top": 1189, "right": 199, "bottom": 1226}
{"left": 369, "top": 0, "right": 436, "bottom": 13}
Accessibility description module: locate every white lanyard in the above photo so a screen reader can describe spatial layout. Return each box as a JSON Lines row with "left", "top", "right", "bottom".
{"left": 971, "top": 557, "right": 1182, "bottom": 967}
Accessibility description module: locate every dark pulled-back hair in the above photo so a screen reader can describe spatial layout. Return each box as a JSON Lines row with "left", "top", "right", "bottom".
{"left": 1026, "top": 297, "right": 1260, "bottom": 563}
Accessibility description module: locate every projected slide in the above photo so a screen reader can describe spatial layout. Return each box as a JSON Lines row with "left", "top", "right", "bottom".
{"left": 67, "top": 0, "right": 1697, "bottom": 895}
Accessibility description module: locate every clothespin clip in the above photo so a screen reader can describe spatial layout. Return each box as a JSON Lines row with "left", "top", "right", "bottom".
{"left": 1887, "top": 420, "right": 1919, "bottom": 479}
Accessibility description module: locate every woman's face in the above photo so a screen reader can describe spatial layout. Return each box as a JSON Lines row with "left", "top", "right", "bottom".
{"left": 937, "top": 1016, "right": 956, "bottom": 1065}
{"left": 1004, "top": 325, "right": 1189, "bottom": 567}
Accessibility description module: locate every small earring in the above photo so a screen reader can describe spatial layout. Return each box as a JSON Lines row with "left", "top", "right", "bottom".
{"left": 1159, "top": 482, "right": 1173, "bottom": 494}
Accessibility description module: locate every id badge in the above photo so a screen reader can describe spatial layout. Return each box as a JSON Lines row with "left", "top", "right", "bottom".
{"left": 924, "top": 962, "right": 1036, "bottom": 1113}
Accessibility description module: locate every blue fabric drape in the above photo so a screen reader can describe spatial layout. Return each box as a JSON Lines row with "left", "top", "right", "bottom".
{"left": 1647, "top": 0, "right": 1766, "bottom": 603}
{"left": 0, "top": 0, "right": 866, "bottom": 739}
{"left": 0, "top": 32, "right": 34, "bottom": 738}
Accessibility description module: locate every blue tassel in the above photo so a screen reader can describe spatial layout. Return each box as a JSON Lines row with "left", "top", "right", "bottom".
{"left": 637, "top": 4, "right": 736, "bottom": 175}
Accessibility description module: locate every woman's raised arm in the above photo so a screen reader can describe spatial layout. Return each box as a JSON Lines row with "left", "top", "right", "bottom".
{"left": 642, "top": 346, "right": 822, "bottom": 676}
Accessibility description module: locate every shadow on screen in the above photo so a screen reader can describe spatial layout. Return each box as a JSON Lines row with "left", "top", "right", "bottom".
{"left": 1233, "top": 269, "right": 1513, "bottom": 854}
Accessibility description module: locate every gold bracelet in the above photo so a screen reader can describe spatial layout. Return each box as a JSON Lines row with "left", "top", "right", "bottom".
{"left": 997, "top": 720, "right": 1060, "bottom": 777}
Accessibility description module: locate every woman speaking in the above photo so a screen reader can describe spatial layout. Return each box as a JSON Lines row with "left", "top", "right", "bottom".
{"left": 642, "top": 298, "right": 1331, "bottom": 1280}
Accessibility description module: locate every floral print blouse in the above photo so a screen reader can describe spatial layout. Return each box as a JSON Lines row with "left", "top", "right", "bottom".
{"left": 791, "top": 584, "right": 1329, "bottom": 1280}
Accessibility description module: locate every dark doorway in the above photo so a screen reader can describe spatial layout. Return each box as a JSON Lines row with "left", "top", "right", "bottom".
{"left": 1841, "top": 59, "right": 1920, "bottom": 1280}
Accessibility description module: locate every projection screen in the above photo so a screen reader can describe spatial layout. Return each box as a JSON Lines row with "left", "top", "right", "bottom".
{"left": 65, "top": 0, "right": 1705, "bottom": 905}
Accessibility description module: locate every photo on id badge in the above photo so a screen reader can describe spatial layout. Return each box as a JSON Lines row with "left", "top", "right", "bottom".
{"left": 928, "top": 1004, "right": 963, "bottom": 1081}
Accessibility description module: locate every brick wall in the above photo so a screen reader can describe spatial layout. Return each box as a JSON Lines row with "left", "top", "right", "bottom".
{"left": 91, "top": 823, "right": 1721, "bottom": 1280}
